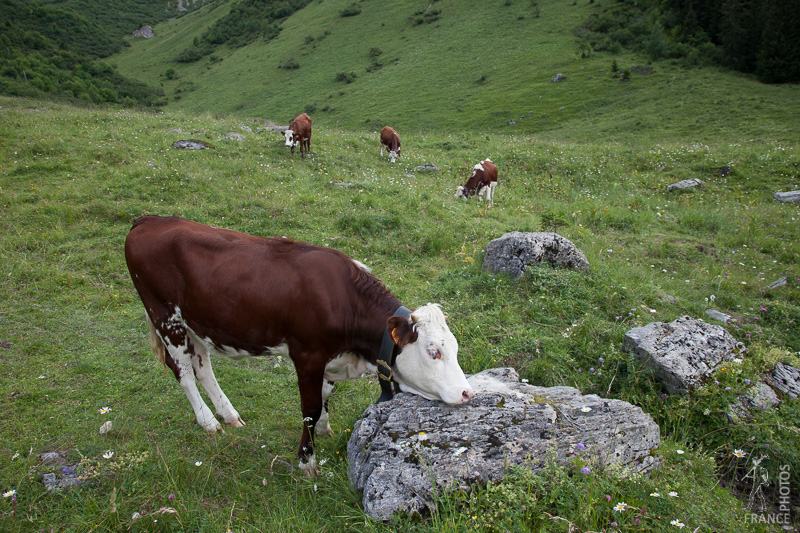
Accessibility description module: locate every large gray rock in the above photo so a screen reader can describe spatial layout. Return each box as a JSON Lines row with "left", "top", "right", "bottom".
{"left": 764, "top": 362, "right": 800, "bottom": 399}
{"left": 483, "top": 232, "right": 590, "bottom": 277}
{"left": 348, "top": 368, "right": 660, "bottom": 521}
{"left": 774, "top": 190, "right": 800, "bottom": 203}
{"left": 622, "top": 316, "right": 745, "bottom": 394}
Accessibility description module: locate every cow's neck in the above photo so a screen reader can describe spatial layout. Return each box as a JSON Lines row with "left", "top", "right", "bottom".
{"left": 375, "top": 305, "right": 411, "bottom": 403}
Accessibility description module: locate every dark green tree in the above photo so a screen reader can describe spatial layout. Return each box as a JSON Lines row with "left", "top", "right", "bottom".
{"left": 756, "top": 0, "right": 800, "bottom": 82}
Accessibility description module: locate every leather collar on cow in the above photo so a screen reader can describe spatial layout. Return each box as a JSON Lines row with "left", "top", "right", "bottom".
{"left": 376, "top": 305, "right": 412, "bottom": 403}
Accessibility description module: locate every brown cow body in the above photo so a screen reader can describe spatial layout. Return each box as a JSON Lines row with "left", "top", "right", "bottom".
{"left": 124, "top": 216, "right": 473, "bottom": 475}
{"left": 455, "top": 159, "right": 498, "bottom": 206}
{"left": 281, "top": 113, "right": 312, "bottom": 159}
{"left": 379, "top": 126, "right": 401, "bottom": 163}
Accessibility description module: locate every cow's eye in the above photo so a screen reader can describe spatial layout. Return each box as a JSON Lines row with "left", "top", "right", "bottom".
{"left": 427, "top": 347, "right": 441, "bottom": 360}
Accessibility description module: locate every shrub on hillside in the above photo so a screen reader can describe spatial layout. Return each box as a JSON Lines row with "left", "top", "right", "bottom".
{"left": 340, "top": 4, "right": 361, "bottom": 17}
{"left": 279, "top": 58, "right": 300, "bottom": 70}
{"left": 335, "top": 71, "right": 357, "bottom": 83}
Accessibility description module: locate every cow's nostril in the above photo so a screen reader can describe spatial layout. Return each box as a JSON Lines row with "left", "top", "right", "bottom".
{"left": 462, "top": 389, "right": 474, "bottom": 402}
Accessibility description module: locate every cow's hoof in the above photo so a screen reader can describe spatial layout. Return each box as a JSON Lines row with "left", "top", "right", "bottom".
{"left": 205, "top": 423, "right": 224, "bottom": 433}
{"left": 226, "top": 416, "right": 246, "bottom": 428}
{"left": 299, "top": 455, "right": 319, "bottom": 478}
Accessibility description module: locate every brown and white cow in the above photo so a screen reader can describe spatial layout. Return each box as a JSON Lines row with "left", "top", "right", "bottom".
{"left": 281, "top": 113, "right": 312, "bottom": 159}
{"left": 124, "top": 215, "right": 473, "bottom": 476}
{"left": 379, "top": 126, "right": 401, "bottom": 163}
{"left": 455, "top": 159, "right": 498, "bottom": 206}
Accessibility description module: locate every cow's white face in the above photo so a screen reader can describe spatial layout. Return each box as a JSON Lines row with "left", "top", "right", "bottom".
{"left": 390, "top": 304, "right": 473, "bottom": 406}
{"left": 455, "top": 185, "right": 467, "bottom": 199}
{"left": 388, "top": 150, "right": 398, "bottom": 163}
{"left": 283, "top": 129, "right": 296, "bottom": 147}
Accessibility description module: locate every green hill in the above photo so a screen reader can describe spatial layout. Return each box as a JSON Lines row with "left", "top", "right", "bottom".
{"left": 111, "top": 0, "right": 799, "bottom": 144}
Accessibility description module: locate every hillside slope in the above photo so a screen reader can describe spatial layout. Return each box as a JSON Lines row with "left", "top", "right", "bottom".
{"left": 111, "top": 0, "right": 799, "bottom": 144}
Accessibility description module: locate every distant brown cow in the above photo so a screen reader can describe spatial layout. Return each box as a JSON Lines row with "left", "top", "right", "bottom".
{"left": 455, "top": 159, "right": 498, "bottom": 206}
{"left": 380, "top": 126, "right": 401, "bottom": 163}
{"left": 281, "top": 113, "right": 312, "bottom": 159}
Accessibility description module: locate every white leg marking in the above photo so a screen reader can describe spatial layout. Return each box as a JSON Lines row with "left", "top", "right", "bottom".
{"left": 166, "top": 339, "right": 221, "bottom": 432}
{"left": 188, "top": 335, "right": 244, "bottom": 427}
{"left": 317, "top": 380, "right": 334, "bottom": 437}
{"left": 299, "top": 453, "right": 319, "bottom": 478}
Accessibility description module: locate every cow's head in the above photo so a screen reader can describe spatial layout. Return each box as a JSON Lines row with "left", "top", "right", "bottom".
{"left": 387, "top": 304, "right": 473, "bottom": 406}
{"left": 282, "top": 129, "right": 297, "bottom": 148}
{"left": 388, "top": 149, "right": 399, "bottom": 164}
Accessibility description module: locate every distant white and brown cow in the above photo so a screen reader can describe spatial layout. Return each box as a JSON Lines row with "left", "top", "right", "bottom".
{"left": 379, "top": 126, "right": 401, "bottom": 163}
{"left": 281, "top": 113, "right": 312, "bottom": 159}
{"left": 455, "top": 159, "right": 498, "bottom": 206}
{"left": 124, "top": 215, "right": 473, "bottom": 476}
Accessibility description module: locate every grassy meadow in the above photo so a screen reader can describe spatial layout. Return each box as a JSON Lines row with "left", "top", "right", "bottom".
{"left": 0, "top": 93, "right": 799, "bottom": 531}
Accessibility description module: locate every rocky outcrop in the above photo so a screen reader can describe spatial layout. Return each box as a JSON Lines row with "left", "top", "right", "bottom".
{"left": 705, "top": 309, "right": 733, "bottom": 323}
{"left": 667, "top": 178, "right": 703, "bottom": 191}
{"left": 765, "top": 277, "right": 788, "bottom": 291}
{"left": 483, "top": 232, "right": 590, "bottom": 277}
{"left": 622, "top": 316, "right": 745, "bottom": 394}
{"left": 347, "top": 368, "right": 660, "bottom": 521}
{"left": 132, "top": 26, "right": 154, "bottom": 39}
{"left": 171, "top": 139, "right": 213, "bottom": 150}
{"left": 774, "top": 191, "right": 800, "bottom": 203}
{"left": 763, "top": 362, "right": 800, "bottom": 399}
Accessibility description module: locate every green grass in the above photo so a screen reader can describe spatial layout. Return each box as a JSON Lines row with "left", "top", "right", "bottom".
{"left": 0, "top": 95, "right": 798, "bottom": 531}
{"left": 109, "top": 0, "right": 800, "bottom": 145}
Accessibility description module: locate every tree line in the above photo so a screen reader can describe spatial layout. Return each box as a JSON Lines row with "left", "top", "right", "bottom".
{"left": 580, "top": 0, "right": 799, "bottom": 83}
{"left": 175, "top": 0, "right": 312, "bottom": 63}
{"left": 0, "top": 0, "right": 193, "bottom": 106}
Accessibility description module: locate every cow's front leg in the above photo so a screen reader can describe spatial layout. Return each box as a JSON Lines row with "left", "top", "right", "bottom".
{"left": 296, "top": 365, "right": 324, "bottom": 477}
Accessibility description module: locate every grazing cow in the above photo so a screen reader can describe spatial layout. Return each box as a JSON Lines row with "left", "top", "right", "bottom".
{"left": 379, "top": 126, "right": 401, "bottom": 163}
{"left": 455, "top": 159, "right": 498, "bottom": 206}
{"left": 124, "top": 215, "right": 473, "bottom": 476}
{"left": 281, "top": 113, "right": 312, "bottom": 159}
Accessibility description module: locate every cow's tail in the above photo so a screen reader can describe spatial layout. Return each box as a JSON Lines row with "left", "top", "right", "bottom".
{"left": 145, "top": 313, "right": 169, "bottom": 374}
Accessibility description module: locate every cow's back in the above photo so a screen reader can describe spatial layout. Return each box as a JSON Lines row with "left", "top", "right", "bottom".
{"left": 125, "top": 216, "right": 389, "bottom": 350}
{"left": 291, "top": 113, "right": 312, "bottom": 137}
{"left": 380, "top": 126, "right": 400, "bottom": 150}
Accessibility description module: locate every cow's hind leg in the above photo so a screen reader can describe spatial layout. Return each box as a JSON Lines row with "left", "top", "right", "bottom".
{"left": 154, "top": 312, "right": 221, "bottom": 432}
{"left": 188, "top": 332, "right": 244, "bottom": 427}
{"left": 316, "top": 380, "right": 334, "bottom": 437}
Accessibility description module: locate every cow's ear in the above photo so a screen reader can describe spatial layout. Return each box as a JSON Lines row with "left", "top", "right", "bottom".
{"left": 280, "top": 130, "right": 286, "bottom": 135}
{"left": 388, "top": 315, "right": 418, "bottom": 348}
